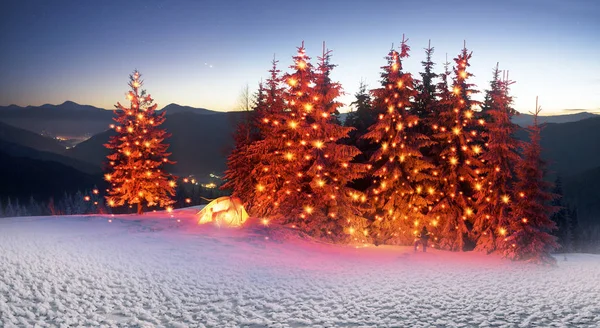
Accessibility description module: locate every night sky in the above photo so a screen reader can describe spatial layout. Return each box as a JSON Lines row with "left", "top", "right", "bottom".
{"left": 1, "top": 0, "right": 598, "bottom": 114}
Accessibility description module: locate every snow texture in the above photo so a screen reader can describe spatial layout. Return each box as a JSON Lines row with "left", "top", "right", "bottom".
{"left": 1, "top": 208, "right": 599, "bottom": 327}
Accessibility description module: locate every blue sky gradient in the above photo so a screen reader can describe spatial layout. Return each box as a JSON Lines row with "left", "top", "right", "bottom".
{"left": 0, "top": 0, "right": 598, "bottom": 114}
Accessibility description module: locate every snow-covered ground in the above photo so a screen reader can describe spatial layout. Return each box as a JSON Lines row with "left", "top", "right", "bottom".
{"left": 1, "top": 209, "right": 599, "bottom": 328}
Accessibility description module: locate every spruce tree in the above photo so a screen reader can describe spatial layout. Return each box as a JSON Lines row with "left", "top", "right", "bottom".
{"left": 428, "top": 44, "right": 483, "bottom": 251}
{"left": 250, "top": 56, "right": 294, "bottom": 219}
{"left": 550, "top": 175, "right": 569, "bottom": 252}
{"left": 505, "top": 98, "right": 558, "bottom": 263}
{"left": 253, "top": 43, "right": 366, "bottom": 241}
{"left": 104, "top": 70, "right": 177, "bottom": 214}
{"left": 413, "top": 40, "right": 438, "bottom": 124}
{"left": 568, "top": 206, "right": 580, "bottom": 252}
{"left": 344, "top": 81, "right": 378, "bottom": 193}
{"left": 363, "top": 37, "right": 435, "bottom": 245}
{"left": 472, "top": 66, "right": 521, "bottom": 253}
{"left": 221, "top": 84, "right": 263, "bottom": 210}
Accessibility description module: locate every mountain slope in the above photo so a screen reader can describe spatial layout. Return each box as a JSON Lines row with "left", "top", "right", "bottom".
{"left": 564, "top": 166, "right": 600, "bottom": 227}
{"left": 65, "top": 111, "right": 246, "bottom": 179}
{"left": 0, "top": 150, "right": 103, "bottom": 202}
{"left": 0, "top": 101, "right": 224, "bottom": 137}
{"left": 0, "top": 121, "right": 66, "bottom": 153}
{"left": 512, "top": 111, "right": 598, "bottom": 127}
{"left": 0, "top": 101, "right": 114, "bottom": 136}
{"left": 514, "top": 117, "right": 600, "bottom": 177}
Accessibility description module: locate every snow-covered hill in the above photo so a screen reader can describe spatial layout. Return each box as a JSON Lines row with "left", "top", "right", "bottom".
{"left": 1, "top": 210, "right": 599, "bottom": 327}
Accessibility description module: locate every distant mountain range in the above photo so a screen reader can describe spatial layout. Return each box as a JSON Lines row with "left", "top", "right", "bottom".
{"left": 1, "top": 101, "right": 599, "bottom": 226}
{"left": 0, "top": 101, "right": 218, "bottom": 136}
{"left": 512, "top": 111, "right": 599, "bottom": 127}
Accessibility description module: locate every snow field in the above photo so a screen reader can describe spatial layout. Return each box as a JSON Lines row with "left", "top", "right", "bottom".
{"left": 1, "top": 212, "right": 599, "bottom": 327}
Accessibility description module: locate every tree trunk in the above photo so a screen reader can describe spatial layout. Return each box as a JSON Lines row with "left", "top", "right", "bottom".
{"left": 137, "top": 203, "right": 143, "bottom": 215}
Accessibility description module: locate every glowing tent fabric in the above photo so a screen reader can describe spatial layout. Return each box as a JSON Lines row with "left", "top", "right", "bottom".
{"left": 196, "top": 196, "right": 249, "bottom": 227}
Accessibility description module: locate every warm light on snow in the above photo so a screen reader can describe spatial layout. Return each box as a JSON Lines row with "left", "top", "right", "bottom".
{"left": 0, "top": 214, "right": 597, "bottom": 327}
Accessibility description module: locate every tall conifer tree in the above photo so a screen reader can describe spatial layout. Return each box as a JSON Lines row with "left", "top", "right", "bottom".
{"left": 472, "top": 66, "right": 521, "bottom": 253}
{"left": 505, "top": 98, "right": 558, "bottom": 263}
{"left": 105, "top": 70, "right": 176, "bottom": 214}
{"left": 221, "top": 84, "right": 263, "bottom": 209}
{"left": 363, "top": 37, "right": 435, "bottom": 245}
{"left": 428, "top": 44, "right": 483, "bottom": 250}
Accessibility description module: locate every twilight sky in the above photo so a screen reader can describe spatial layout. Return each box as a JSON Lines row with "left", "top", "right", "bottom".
{"left": 0, "top": 0, "right": 598, "bottom": 114}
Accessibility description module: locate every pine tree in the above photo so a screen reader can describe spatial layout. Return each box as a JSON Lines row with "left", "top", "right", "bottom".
{"left": 344, "top": 81, "right": 378, "bottom": 193}
{"left": 104, "top": 70, "right": 177, "bottom": 215}
{"left": 505, "top": 98, "right": 558, "bottom": 263}
{"left": 428, "top": 44, "right": 483, "bottom": 251}
{"left": 568, "top": 206, "right": 580, "bottom": 252}
{"left": 253, "top": 44, "right": 317, "bottom": 220}
{"left": 254, "top": 43, "right": 366, "bottom": 241}
{"left": 550, "top": 175, "right": 569, "bottom": 252}
{"left": 472, "top": 66, "right": 521, "bottom": 253}
{"left": 221, "top": 84, "right": 263, "bottom": 210}
{"left": 413, "top": 40, "right": 438, "bottom": 124}
{"left": 249, "top": 56, "right": 289, "bottom": 218}
{"left": 28, "top": 196, "right": 43, "bottom": 216}
{"left": 363, "top": 37, "right": 435, "bottom": 245}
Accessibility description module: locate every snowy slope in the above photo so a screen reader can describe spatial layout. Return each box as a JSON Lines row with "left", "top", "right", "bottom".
{"left": 1, "top": 210, "right": 599, "bottom": 327}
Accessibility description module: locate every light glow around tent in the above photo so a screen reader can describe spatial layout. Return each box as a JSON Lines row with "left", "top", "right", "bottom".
{"left": 197, "top": 196, "right": 249, "bottom": 227}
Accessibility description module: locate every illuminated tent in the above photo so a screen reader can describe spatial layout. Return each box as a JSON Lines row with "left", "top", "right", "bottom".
{"left": 196, "top": 196, "right": 249, "bottom": 227}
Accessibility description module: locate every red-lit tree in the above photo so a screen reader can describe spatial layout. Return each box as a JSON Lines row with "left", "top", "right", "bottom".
{"left": 253, "top": 43, "right": 366, "bottom": 241}
{"left": 472, "top": 66, "right": 521, "bottom": 253}
{"left": 428, "top": 44, "right": 483, "bottom": 251}
{"left": 104, "top": 70, "right": 176, "bottom": 214}
{"left": 221, "top": 83, "right": 264, "bottom": 210}
{"left": 363, "top": 37, "right": 435, "bottom": 245}
{"left": 250, "top": 54, "right": 300, "bottom": 219}
{"left": 226, "top": 57, "right": 288, "bottom": 215}
{"left": 505, "top": 98, "right": 558, "bottom": 263}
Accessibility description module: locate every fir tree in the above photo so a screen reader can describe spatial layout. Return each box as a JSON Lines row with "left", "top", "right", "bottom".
{"left": 104, "top": 70, "right": 177, "bottom": 214}
{"left": 363, "top": 37, "right": 435, "bottom": 245}
{"left": 344, "top": 81, "right": 378, "bottom": 193}
{"left": 472, "top": 65, "right": 521, "bottom": 253}
{"left": 505, "top": 98, "right": 558, "bottom": 263}
{"left": 413, "top": 40, "right": 438, "bottom": 123}
{"left": 254, "top": 43, "right": 366, "bottom": 241}
{"left": 221, "top": 83, "right": 263, "bottom": 210}
{"left": 428, "top": 44, "right": 483, "bottom": 251}
{"left": 249, "top": 56, "right": 290, "bottom": 218}
{"left": 28, "top": 196, "right": 43, "bottom": 216}
{"left": 568, "top": 206, "right": 580, "bottom": 252}
{"left": 550, "top": 175, "right": 569, "bottom": 252}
